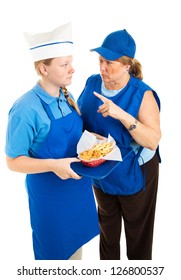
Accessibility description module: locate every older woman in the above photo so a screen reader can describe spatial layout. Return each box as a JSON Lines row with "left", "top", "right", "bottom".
{"left": 78, "top": 29, "right": 161, "bottom": 260}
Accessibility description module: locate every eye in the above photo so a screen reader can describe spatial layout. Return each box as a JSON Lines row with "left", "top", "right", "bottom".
{"left": 61, "top": 63, "right": 68, "bottom": 67}
{"left": 107, "top": 60, "right": 113, "bottom": 65}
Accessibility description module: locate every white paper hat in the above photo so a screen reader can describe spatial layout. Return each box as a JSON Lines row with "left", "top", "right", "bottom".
{"left": 24, "top": 22, "right": 73, "bottom": 61}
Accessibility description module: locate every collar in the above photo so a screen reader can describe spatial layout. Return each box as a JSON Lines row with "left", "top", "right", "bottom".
{"left": 101, "top": 82, "right": 126, "bottom": 97}
{"left": 32, "top": 83, "right": 67, "bottom": 104}
{"left": 101, "top": 75, "right": 132, "bottom": 97}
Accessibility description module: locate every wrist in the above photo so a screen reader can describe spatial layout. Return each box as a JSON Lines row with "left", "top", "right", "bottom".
{"left": 128, "top": 119, "right": 137, "bottom": 131}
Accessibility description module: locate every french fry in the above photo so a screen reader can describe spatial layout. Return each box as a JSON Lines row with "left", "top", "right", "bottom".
{"left": 79, "top": 142, "right": 114, "bottom": 161}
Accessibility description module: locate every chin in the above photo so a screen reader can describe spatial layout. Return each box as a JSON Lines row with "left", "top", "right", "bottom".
{"left": 101, "top": 76, "right": 109, "bottom": 82}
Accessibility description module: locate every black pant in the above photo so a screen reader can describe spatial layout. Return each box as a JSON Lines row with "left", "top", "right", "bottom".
{"left": 93, "top": 153, "right": 159, "bottom": 260}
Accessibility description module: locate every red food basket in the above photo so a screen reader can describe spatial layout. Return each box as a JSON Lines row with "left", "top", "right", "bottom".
{"left": 81, "top": 158, "right": 106, "bottom": 167}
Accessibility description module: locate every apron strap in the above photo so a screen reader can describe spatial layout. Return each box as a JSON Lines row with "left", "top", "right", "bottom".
{"left": 40, "top": 99, "right": 56, "bottom": 121}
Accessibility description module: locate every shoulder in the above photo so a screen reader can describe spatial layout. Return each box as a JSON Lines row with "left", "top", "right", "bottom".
{"left": 129, "top": 76, "right": 160, "bottom": 107}
{"left": 8, "top": 88, "right": 43, "bottom": 124}
{"left": 129, "top": 76, "right": 153, "bottom": 92}
{"left": 10, "top": 89, "right": 39, "bottom": 110}
{"left": 85, "top": 74, "right": 101, "bottom": 85}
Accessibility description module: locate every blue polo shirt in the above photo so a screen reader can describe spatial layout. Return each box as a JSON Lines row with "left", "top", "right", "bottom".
{"left": 5, "top": 83, "right": 73, "bottom": 158}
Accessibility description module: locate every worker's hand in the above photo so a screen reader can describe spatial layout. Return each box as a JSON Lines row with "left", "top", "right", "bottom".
{"left": 91, "top": 132, "right": 106, "bottom": 140}
{"left": 52, "top": 157, "right": 82, "bottom": 180}
{"left": 94, "top": 91, "right": 122, "bottom": 119}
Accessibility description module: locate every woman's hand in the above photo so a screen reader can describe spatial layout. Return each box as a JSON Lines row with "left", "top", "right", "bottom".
{"left": 91, "top": 132, "right": 106, "bottom": 140}
{"left": 51, "top": 157, "right": 82, "bottom": 180}
{"left": 94, "top": 91, "right": 122, "bottom": 119}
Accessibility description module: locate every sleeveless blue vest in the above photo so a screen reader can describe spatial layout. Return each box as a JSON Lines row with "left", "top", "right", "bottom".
{"left": 78, "top": 74, "right": 161, "bottom": 195}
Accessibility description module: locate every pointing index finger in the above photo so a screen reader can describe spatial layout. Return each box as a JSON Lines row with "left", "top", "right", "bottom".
{"left": 93, "top": 91, "right": 108, "bottom": 103}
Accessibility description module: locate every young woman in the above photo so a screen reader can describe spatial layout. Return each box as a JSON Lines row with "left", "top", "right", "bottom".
{"left": 5, "top": 22, "right": 99, "bottom": 260}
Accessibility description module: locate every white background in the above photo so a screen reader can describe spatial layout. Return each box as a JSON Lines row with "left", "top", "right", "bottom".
{"left": 0, "top": 0, "right": 180, "bottom": 279}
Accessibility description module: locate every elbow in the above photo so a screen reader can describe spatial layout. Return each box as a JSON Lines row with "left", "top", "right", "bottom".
{"left": 6, "top": 156, "right": 17, "bottom": 171}
{"left": 147, "top": 131, "right": 162, "bottom": 151}
{"left": 148, "top": 143, "right": 159, "bottom": 151}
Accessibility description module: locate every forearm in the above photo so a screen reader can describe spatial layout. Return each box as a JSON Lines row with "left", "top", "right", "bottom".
{"left": 118, "top": 112, "right": 161, "bottom": 150}
{"left": 6, "top": 155, "right": 55, "bottom": 174}
{"left": 6, "top": 155, "right": 82, "bottom": 180}
{"left": 96, "top": 90, "right": 161, "bottom": 150}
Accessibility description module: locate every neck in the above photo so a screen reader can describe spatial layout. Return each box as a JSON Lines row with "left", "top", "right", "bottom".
{"left": 38, "top": 80, "right": 60, "bottom": 97}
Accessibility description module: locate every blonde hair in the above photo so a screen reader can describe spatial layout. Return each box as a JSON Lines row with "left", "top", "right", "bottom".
{"left": 61, "top": 86, "right": 81, "bottom": 115}
{"left": 34, "top": 59, "right": 81, "bottom": 115}
{"left": 117, "top": 56, "right": 143, "bottom": 80}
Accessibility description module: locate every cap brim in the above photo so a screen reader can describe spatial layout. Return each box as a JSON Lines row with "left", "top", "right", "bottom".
{"left": 90, "top": 47, "right": 123, "bottom": 61}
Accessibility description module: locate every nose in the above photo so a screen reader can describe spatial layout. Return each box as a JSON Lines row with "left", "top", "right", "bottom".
{"left": 100, "top": 62, "right": 106, "bottom": 71}
{"left": 69, "top": 65, "right": 75, "bottom": 74}
{"left": 100, "top": 66, "right": 105, "bottom": 71}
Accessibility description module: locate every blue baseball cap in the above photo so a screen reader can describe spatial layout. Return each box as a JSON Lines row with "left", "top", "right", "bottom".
{"left": 90, "top": 29, "right": 136, "bottom": 60}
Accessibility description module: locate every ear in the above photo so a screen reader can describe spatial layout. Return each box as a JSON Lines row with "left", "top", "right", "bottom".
{"left": 125, "top": 66, "right": 130, "bottom": 72}
{"left": 39, "top": 62, "right": 49, "bottom": 76}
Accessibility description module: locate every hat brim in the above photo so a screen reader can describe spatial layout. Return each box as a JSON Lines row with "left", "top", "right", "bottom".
{"left": 90, "top": 47, "right": 123, "bottom": 61}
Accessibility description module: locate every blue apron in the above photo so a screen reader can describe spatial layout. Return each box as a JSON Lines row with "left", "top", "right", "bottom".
{"left": 26, "top": 98, "right": 99, "bottom": 260}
